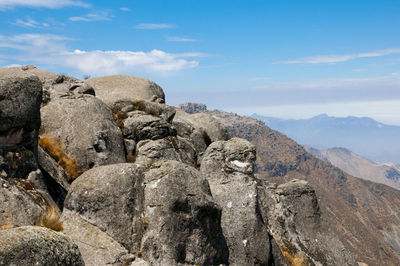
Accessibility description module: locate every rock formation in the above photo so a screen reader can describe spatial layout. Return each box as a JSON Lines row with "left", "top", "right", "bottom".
{"left": 0, "top": 66, "right": 359, "bottom": 265}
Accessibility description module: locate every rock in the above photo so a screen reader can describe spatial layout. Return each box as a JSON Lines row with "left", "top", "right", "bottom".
{"left": 84, "top": 75, "right": 165, "bottom": 106}
{"left": 178, "top": 102, "right": 207, "bottom": 114}
{"left": 136, "top": 136, "right": 197, "bottom": 167}
{"left": 175, "top": 110, "right": 231, "bottom": 143}
{"left": 114, "top": 100, "right": 175, "bottom": 123}
{"left": 257, "top": 179, "right": 357, "bottom": 266}
{"left": 0, "top": 75, "right": 42, "bottom": 133}
{"left": 40, "top": 96, "right": 125, "bottom": 181}
{"left": 122, "top": 111, "right": 176, "bottom": 142}
{"left": 62, "top": 209, "right": 134, "bottom": 266}
{"left": 0, "top": 177, "right": 44, "bottom": 227}
{"left": 140, "top": 160, "right": 229, "bottom": 265}
{"left": 38, "top": 146, "right": 71, "bottom": 191}
{"left": 201, "top": 138, "right": 285, "bottom": 265}
{"left": 0, "top": 226, "right": 84, "bottom": 265}
{"left": 64, "top": 163, "right": 144, "bottom": 250}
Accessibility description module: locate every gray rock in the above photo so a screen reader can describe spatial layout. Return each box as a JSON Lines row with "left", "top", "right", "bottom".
{"left": 0, "top": 177, "right": 44, "bottom": 228}
{"left": 0, "top": 226, "right": 84, "bottom": 265}
{"left": 140, "top": 160, "right": 229, "bottom": 265}
{"left": 178, "top": 102, "right": 207, "bottom": 114}
{"left": 122, "top": 111, "right": 176, "bottom": 142}
{"left": 84, "top": 75, "right": 165, "bottom": 106}
{"left": 0, "top": 74, "right": 42, "bottom": 132}
{"left": 64, "top": 163, "right": 144, "bottom": 250}
{"left": 201, "top": 138, "right": 285, "bottom": 265}
{"left": 38, "top": 146, "right": 70, "bottom": 191}
{"left": 40, "top": 96, "right": 125, "bottom": 181}
{"left": 117, "top": 100, "right": 175, "bottom": 123}
{"left": 257, "top": 179, "right": 357, "bottom": 266}
{"left": 136, "top": 136, "right": 197, "bottom": 167}
{"left": 62, "top": 209, "right": 134, "bottom": 266}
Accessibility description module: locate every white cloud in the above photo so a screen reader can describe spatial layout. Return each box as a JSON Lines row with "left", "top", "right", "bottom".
{"left": 13, "top": 18, "right": 50, "bottom": 28}
{"left": 0, "top": 33, "right": 201, "bottom": 75}
{"left": 69, "top": 11, "right": 113, "bottom": 22}
{"left": 135, "top": 23, "right": 175, "bottom": 30}
{"left": 167, "top": 37, "right": 196, "bottom": 42}
{"left": 120, "top": 7, "right": 130, "bottom": 12}
{"left": 274, "top": 48, "right": 400, "bottom": 64}
{"left": 0, "top": 0, "right": 90, "bottom": 9}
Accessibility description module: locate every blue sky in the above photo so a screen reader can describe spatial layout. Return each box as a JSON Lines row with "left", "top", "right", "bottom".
{"left": 1, "top": 0, "right": 400, "bottom": 125}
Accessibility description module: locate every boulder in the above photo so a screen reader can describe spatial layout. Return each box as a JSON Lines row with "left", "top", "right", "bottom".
{"left": 122, "top": 111, "right": 176, "bottom": 142}
{"left": 84, "top": 75, "right": 165, "bottom": 106}
{"left": 201, "top": 138, "right": 286, "bottom": 265}
{"left": 64, "top": 163, "right": 144, "bottom": 250}
{"left": 62, "top": 209, "right": 135, "bottom": 266}
{"left": 135, "top": 136, "right": 197, "bottom": 167}
{"left": 113, "top": 100, "right": 175, "bottom": 123}
{"left": 257, "top": 179, "right": 357, "bottom": 266}
{"left": 140, "top": 160, "right": 229, "bottom": 265}
{"left": 0, "top": 226, "right": 84, "bottom": 265}
{"left": 40, "top": 96, "right": 125, "bottom": 181}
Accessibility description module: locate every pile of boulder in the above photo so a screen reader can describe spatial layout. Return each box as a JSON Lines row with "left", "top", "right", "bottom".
{"left": 0, "top": 65, "right": 356, "bottom": 265}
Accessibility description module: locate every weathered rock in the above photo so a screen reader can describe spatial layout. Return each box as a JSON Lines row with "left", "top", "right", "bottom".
{"left": 40, "top": 96, "right": 125, "bottom": 180}
{"left": 178, "top": 102, "right": 207, "bottom": 114}
{"left": 85, "top": 75, "right": 165, "bottom": 106}
{"left": 64, "top": 163, "right": 144, "bottom": 250}
{"left": 140, "top": 160, "right": 229, "bottom": 265}
{"left": 62, "top": 209, "right": 135, "bottom": 266}
{"left": 122, "top": 111, "right": 176, "bottom": 142}
{"left": 0, "top": 65, "right": 94, "bottom": 104}
{"left": 0, "top": 226, "right": 84, "bottom": 265}
{"left": 0, "top": 177, "right": 44, "bottom": 228}
{"left": 114, "top": 100, "right": 175, "bottom": 123}
{"left": 201, "top": 138, "right": 285, "bottom": 265}
{"left": 257, "top": 179, "right": 357, "bottom": 266}
{"left": 136, "top": 136, "right": 197, "bottom": 167}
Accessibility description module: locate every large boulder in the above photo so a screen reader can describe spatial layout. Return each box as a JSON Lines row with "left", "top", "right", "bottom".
{"left": 0, "top": 226, "right": 84, "bottom": 265}
{"left": 64, "top": 163, "right": 144, "bottom": 250}
{"left": 40, "top": 96, "right": 125, "bottom": 181}
{"left": 140, "top": 160, "right": 229, "bottom": 265}
{"left": 201, "top": 138, "right": 286, "bottom": 265}
{"left": 257, "top": 179, "right": 357, "bottom": 266}
{"left": 85, "top": 75, "right": 165, "bottom": 107}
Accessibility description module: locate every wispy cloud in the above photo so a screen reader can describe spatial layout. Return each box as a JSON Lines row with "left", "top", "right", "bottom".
{"left": 120, "top": 7, "right": 130, "bottom": 12}
{"left": 12, "top": 18, "right": 50, "bottom": 28}
{"left": 135, "top": 23, "right": 175, "bottom": 30}
{"left": 248, "top": 77, "right": 271, "bottom": 81}
{"left": 0, "top": 0, "right": 90, "bottom": 10}
{"left": 0, "top": 33, "right": 202, "bottom": 75}
{"left": 167, "top": 37, "right": 196, "bottom": 42}
{"left": 274, "top": 48, "right": 400, "bottom": 64}
{"left": 69, "top": 11, "right": 113, "bottom": 22}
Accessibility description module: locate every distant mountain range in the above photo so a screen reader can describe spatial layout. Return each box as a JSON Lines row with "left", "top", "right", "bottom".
{"left": 252, "top": 113, "right": 400, "bottom": 164}
{"left": 305, "top": 146, "right": 400, "bottom": 190}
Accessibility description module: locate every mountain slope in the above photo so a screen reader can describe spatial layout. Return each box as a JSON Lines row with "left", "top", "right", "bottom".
{"left": 305, "top": 146, "right": 400, "bottom": 190}
{"left": 252, "top": 113, "right": 400, "bottom": 164}
{"left": 210, "top": 110, "right": 400, "bottom": 266}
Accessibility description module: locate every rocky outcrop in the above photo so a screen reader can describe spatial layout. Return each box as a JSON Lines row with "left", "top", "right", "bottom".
{"left": 0, "top": 226, "right": 84, "bottom": 265}
{"left": 0, "top": 67, "right": 364, "bottom": 266}
{"left": 201, "top": 138, "right": 287, "bottom": 265}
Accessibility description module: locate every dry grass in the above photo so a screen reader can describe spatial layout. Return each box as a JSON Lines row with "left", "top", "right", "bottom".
{"left": 39, "top": 134, "right": 80, "bottom": 181}
{"left": 36, "top": 206, "right": 63, "bottom": 232}
{"left": 276, "top": 241, "right": 307, "bottom": 266}
{"left": 0, "top": 221, "right": 13, "bottom": 230}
